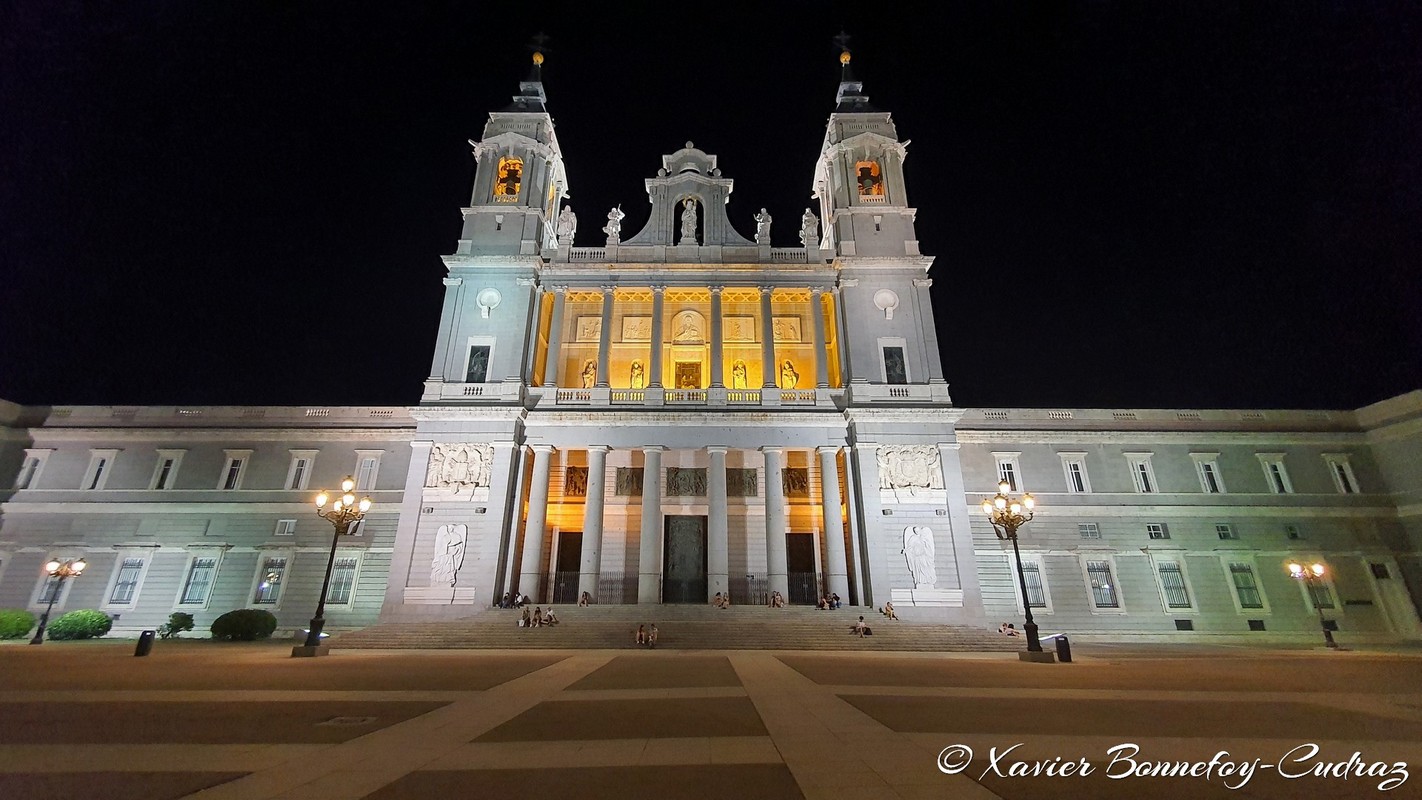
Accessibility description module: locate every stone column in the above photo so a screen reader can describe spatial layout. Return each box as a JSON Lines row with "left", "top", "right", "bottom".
{"left": 848, "top": 443, "right": 890, "bottom": 607}
{"left": 380, "top": 440, "right": 433, "bottom": 614}
{"left": 810, "top": 287, "right": 829, "bottom": 388}
{"left": 638, "top": 446, "right": 665, "bottom": 603}
{"left": 578, "top": 446, "right": 611, "bottom": 600}
{"left": 762, "top": 446, "right": 789, "bottom": 598}
{"left": 707, "top": 446, "right": 730, "bottom": 600}
{"left": 914, "top": 278, "right": 947, "bottom": 383}
{"left": 495, "top": 442, "right": 526, "bottom": 598}
{"left": 759, "top": 286, "right": 776, "bottom": 387}
{"left": 649, "top": 285, "right": 665, "bottom": 388}
{"left": 517, "top": 445, "right": 556, "bottom": 600}
{"left": 431, "top": 277, "right": 462, "bottom": 380}
{"left": 439, "top": 278, "right": 466, "bottom": 379}
{"left": 541, "top": 286, "right": 566, "bottom": 387}
{"left": 818, "top": 445, "right": 850, "bottom": 599}
{"left": 595, "top": 286, "right": 614, "bottom": 387}
{"left": 709, "top": 286, "right": 725, "bottom": 387}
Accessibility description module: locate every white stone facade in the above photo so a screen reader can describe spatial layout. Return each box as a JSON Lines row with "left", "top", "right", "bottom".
{"left": 2, "top": 68, "right": 1419, "bottom": 641}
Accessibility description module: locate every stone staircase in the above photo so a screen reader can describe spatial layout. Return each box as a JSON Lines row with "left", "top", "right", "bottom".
{"left": 329, "top": 605, "right": 1026, "bottom": 652}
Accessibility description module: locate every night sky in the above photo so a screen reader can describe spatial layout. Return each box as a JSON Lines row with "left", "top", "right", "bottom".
{"left": 2, "top": 2, "right": 1419, "bottom": 411}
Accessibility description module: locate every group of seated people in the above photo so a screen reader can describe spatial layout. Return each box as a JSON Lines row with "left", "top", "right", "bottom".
{"left": 518, "top": 605, "right": 559, "bottom": 627}
{"left": 498, "top": 593, "right": 532, "bottom": 609}
{"left": 815, "top": 593, "right": 843, "bottom": 610}
{"left": 711, "top": 592, "right": 732, "bottom": 608}
{"left": 634, "top": 623, "right": 659, "bottom": 646}
{"left": 766, "top": 591, "right": 785, "bottom": 608}
{"left": 998, "top": 622, "right": 1020, "bottom": 636}
{"left": 878, "top": 601, "right": 898, "bottom": 620}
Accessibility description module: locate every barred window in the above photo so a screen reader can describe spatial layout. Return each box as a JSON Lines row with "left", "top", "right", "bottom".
{"left": 1157, "top": 561, "right": 1190, "bottom": 608}
{"left": 253, "top": 557, "right": 287, "bottom": 604}
{"left": 109, "top": 557, "right": 145, "bottom": 604}
{"left": 1086, "top": 560, "right": 1119, "bottom": 608}
{"left": 1229, "top": 563, "right": 1263, "bottom": 609}
{"left": 181, "top": 557, "right": 218, "bottom": 604}
{"left": 1021, "top": 562, "right": 1047, "bottom": 608}
{"left": 326, "top": 556, "right": 359, "bottom": 605}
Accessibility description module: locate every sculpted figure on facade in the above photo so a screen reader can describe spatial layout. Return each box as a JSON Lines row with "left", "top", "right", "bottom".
{"left": 902, "top": 525, "right": 937, "bottom": 589}
{"left": 754, "top": 207, "right": 772, "bottom": 245}
{"left": 799, "top": 208, "right": 819, "bottom": 247}
{"left": 679, "top": 197, "right": 699, "bottom": 245}
{"left": 673, "top": 311, "right": 702, "bottom": 342}
{"left": 425, "top": 443, "right": 494, "bottom": 494}
{"left": 876, "top": 445, "right": 944, "bottom": 493}
{"left": 431, "top": 523, "right": 467, "bottom": 586}
{"left": 779, "top": 359, "right": 800, "bottom": 389}
{"left": 581, "top": 360, "right": 597, "bottom": 388}
{"left": 630, "top": 360, "right": 645, "bottom": 389}
{"left": 602, "top": 205, "right": 625, "bottom": 243}
{"left": 731, "top": 360, "right": 748, "bottom": 389}
{"left": 556, "top": 205, "right": 577, "bottom": 245}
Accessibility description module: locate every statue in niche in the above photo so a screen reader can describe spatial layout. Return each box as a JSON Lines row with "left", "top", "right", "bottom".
{"left": 754, "top": 208, "right": 772, "bottom": 244}
{"left": 779, "top": 359, "right": 800, "bottom": 389}
{"left": 425, "top": 443, "right": 493, "bottom": 493}
{"left": 679, "top": 198, "right": 699, "bottom": 245}
{"left": 799, "top": 208, "right": 819, "bottom": 247}
{"left": 876, "top": 445, "right": 944, "bottom": 493}
{"left": 731, "top": 360, "right": 748, "bottom": 389}
{"left": 902, "top": 526, "right": 937, "bottom": 589}
{"left": 556, "top": 205, "right": 577, "bottom": 245}
{"left": 602, "top": 205, "right": 625, "bottom": 242}
{"left": 431, "top": 523, "right": 467, "bottom": 587}
{"left": 630, "top": 360, "right": 645, "bottom": 389}
{"left": 581, "top": 360, "right": 597, "bottom": 388}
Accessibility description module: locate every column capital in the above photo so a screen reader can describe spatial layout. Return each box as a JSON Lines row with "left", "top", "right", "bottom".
{"left": 410, "top": 440, "right": 435, "bottom": 450}
{"left": 936, "top": 441, "right": 961, "bottom": 451}
{"left": 705, "top": 446, "right": 730, "bottom": 455}
{"left": 530, "top": 444, "right": 558, "bottom": 454}
{"left": 550, "top": 284, "right": 569, "bottom": 294}
{"left": 760, "top": 446, "right": 785, "bottom": 455}
{"left": 641, "top": 445, "right": 667, "bottom": 454}
{"left": 810, "top": 285, "right": 826, "bottom": 297}
{"left": 709, "top": 285, "right": 724, "bottom": 295}
{"left": 759, "top": 285, "right": 776, "bottom": 295}
{"left": 650, "top": 284, "right": 666, "bottom": 294}
{"left": 599, "top": 284, "right": 616, "bottom": 293}
{"left": 586, "top": 445, "right": 612, "bottom": 454}
{"left": 913, "top": 277, "right": 933, "bottom": 288}
{"left": 442, "top": 277, "right": 463, "bottom": 287}
{"left": 816, "top": 445, "right": 842, "bottom": 456}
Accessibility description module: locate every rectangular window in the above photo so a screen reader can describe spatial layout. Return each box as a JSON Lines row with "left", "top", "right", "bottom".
{"left": 154, "top": 458, "right": 176, "bottom": 489}
{"left": 253, "top": 557, "right": 287, "bottom": 604}
{"left": 993, "top": 453, "right": 1022, "bottom": 492}
{"left": 37, "top": 575, "right": 62, "bottom": 605}
{"left": 109, "top": 557, "right": 146, "bottom": 604}
{"left": 1078, "top": 523, "right": 1101, "bottom": 540}
{"left": 1257, "top": 454, "right": 1293, "bottom": 494}
{"left": 355, "top": 454, "right": 381, "bottom": 492}
{"left": 1215, "top": 524, "right": 1238, "bottom": 540}
{"left": 83, "top": 449, "right": 119, "bottom": 490}
{"left": 288, "top": 457, "right": 311, "bottom": 490}
{"left": 16, "top": 454, "right": 44, "bottom": 489}
{"left": 180, "top": 557, "right": 218, "bottom": 604}
{"left": 465, "top": 344, "right": 492, "bottom": 383}
{"left": 1194, "top": 457, "right": 1224, "bottom": 494}
{"left": 274, "top": 519, "right": 297, "bottom": 537}
{"left": 1157, "top": 561, "right": 1191, "bottom": 608}
{"left": 1229, "top": 563, "right": 1264, "bottom": 609}
{"left": 1021, "top": 562, "right": 1047, "bottom": 608}
{"left": 882, "top": 346, "right": 907, "bottom": 384}
{"left": 1060, "top": 455, "right": 1090, "bottom": 494}
{"left": 1323, "top": 455, "right": 1358, "bottom": 494}
{"left": 1086, "top": 560, "right": 1119, "bottom": 608}
{"left": 1306, "top": 581, "right": 1336, "bottom": 610}
{"left": 1147, "top": 523, "right": 1170, "bottom": 540}
{"left": 326, "top": 556, "right": 359, "bottom": 604}
{"left": 220, "top": 450, "right": 253, "bottom": 491}
{"left": 1125, "top": 453, "right": 1157, "bottom": 493}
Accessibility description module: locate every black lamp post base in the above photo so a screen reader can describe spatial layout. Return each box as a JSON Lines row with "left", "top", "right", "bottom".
{"left": 291, "top": 644, "right": 331, "bottom": 658}
{"left": 1019, "top": 650, "right": 1057, "bottom": 663}
{"left": 1024, "top": 620, "right": 1042, "bottom": 653}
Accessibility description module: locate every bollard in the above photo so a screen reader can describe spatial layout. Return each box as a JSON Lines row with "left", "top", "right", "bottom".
{"left": 1054, "top": 634, "right": 1072, "bottom": 663}
{"left": 134, "top": 629, "right": 156, "bottom": 657}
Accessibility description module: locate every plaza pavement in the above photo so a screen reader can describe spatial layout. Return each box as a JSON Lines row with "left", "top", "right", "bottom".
{"left": 0, "top": 640, "right": 1420, "bottom": 799}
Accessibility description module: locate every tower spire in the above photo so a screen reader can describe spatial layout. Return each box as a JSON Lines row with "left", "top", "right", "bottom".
{"left": 509, "top": 33, "right": 550, "bottom": 110}
{"left": 832, "top": 31, "right": 873, "bottom": 111}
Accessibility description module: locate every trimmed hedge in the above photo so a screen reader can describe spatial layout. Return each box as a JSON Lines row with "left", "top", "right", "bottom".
{"left": 0, "top": 609, "right": 36, "bottom": 639}
{"left": 158, "top": 612, "right": 195, "bottom": 639}
{"left": 46, "top": 609, "right": 113, "bottom": 640}
{"left": 210, "top": 609, "right": 278, "bottom": 641}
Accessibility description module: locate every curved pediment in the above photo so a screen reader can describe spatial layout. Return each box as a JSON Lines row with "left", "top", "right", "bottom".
{"left": 623, "top": 143, "right": 755, "bottom": 247}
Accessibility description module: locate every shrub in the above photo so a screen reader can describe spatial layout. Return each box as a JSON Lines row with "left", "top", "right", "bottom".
{"left": 157, "top": 612, "right": 195, "bottom": 639}
{"left": 210, "top": 609, "right": 278, "bottom": 641}
{"left": 0, "top": 609, "right": 36, "bottom": 640}
{"left": 46, "top": 609, "right": 113, "bottom": 640}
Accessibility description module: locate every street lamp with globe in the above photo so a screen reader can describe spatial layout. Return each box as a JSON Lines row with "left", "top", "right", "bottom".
{"left": 1288, "top": 561, "right": 1340, "bottom": 649}
{"left": 293, "top": 476, "right": 370, "bottom": 657}
{"left": 982, "top": 481, "right": 1043, "bottom": 654}
{"left": 30, "top": 558, "right": 87, "bottom": 644}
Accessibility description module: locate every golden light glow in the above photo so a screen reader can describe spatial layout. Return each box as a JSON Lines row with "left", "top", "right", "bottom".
{"left": 1311, "top": 563, "right": 1326, "bottom": 577}
{"left": 45, "top": 560, "right": 61, "bottom": 573}
{"left": 981, "top": 500, "right": 993, "bottom": 514}
{"left": 341, "top": 477, "right": 356, "bottom": 493}
{"left": 532, "top": 51, "right": 544, "bottom": 66}
{"left": 998, "top": 480, "right": 1011, "bottom": 494}
{"left": 358, "top": 497, "right": 372, "bottom": 513}
{"left": 1023, "top": 494, "right": 1036, "bottom": 510}
{"left": 1009, "top": 503, "right": 1022, "bottom": 515}
{"left": 840, "top": 50, "right": 851, "bottom": 65}
{"left": 72, "top": 560, "right": 86, "bottom": 573}
{"left": 315, "top": 491, "right": 329, "bottom": 509}
{"left": 342, "top": 493, "right": 356, "bottom": 508}
{"left": 855, "top": 160, "right": 884, "bottom": 196}
{"left": 1288, "top": 562, "right": 1303, "bottom": 577}
{"left": 994, "top": 496, "right": 1007, "bottom": 510}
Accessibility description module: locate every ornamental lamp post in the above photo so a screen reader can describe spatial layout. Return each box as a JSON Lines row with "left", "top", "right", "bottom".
{"left": 30, "top": 558, "right": 87, "bottom": 644}
{"left": 293, "top": 476, "right": 370, "bottom": 657}
{"left": 982, "top": 480, "right": 1045, "bottom": 654}
{"left": 1288, "top": 561, "right": 1340, "bottom": 649}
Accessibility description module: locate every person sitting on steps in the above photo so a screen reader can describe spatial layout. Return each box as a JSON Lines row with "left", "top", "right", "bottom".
{"left": 533, "top": 606, "right": 543, "bottom": 627}
{"left": 853, "top": 616, "right": 869, "bottom": 638}
{"left": 520, "top": 606, "right": 531, "bottom": 629}
{"left": 831, "top": 593, "right": 842, "bottom": 609}
{"left": 648, "top": 624, "right": 658, "bottom": 647}
{"left": 636, "top": 624, "right": 647, "bottom": 645}
{"left": 499, "top": 592, "right": 512, "bottom": 609}
{"left": 544, "top": 608, "right": 559, "bottom": 626}
{"left": 579, "top": 591, "right": 591, "bottom": 607}
{"left": 883, "top": 601, "right": 898, "bottom": 620}
{"left": 999, "top": 622, "right": 1020, "bottom": 637}
{"left": 817, "top": 595, "right": 829, "bottom": 610}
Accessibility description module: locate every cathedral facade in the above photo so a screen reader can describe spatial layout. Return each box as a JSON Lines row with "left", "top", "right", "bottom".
{"left": 2, "top": 60, "right": 1419, "bottom": 643}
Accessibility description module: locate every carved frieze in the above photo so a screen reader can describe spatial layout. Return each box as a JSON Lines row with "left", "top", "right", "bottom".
{"left": 666, "top": 467, "right": 707, "bottom": 497}
{"left": 425, "top": 443, "right": 494, "bottom": 497}
{"left": 876, "top": 445, "right": 944, "bottom": 497}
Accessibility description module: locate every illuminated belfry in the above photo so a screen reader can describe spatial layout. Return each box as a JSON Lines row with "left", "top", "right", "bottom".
{"left": 390, "top": 45, "right": 981, "bottom": 618}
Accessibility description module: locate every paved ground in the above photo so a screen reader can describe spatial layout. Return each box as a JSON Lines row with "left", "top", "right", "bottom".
{"left": 1, "top": 639, "right": 1420, "bottom": 799}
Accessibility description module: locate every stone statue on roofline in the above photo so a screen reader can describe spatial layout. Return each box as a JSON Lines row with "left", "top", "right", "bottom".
{"left": 799, "top": 208, "right": 819, "bottom": 248}
{"left": 556, "top": 205, "right": 577, "bottom": 245}
{"left": 754, "top": 208, "right": 772, "bottom": 245}
{"left": 680, "top": 197, "right": 699, "bottom": 245}
{"left": 603, "top": 205, "right": 625, "bottom": 243}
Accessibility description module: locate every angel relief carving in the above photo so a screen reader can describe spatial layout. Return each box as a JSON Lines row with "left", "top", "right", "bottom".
{"left": 876, "top": 445, "right": 944, "bottom": 496}
{"left": 425, "top": 443, "right": 494, "bottom": 495}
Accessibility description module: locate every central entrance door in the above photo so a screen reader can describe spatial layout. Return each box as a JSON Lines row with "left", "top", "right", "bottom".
{"left": 663, "top": 515, "right": 708, "bottom": 603}
{"left": 786, "top": 532, "right": 818, "bottom": 605}
{"left": 552, "top": 532, "right": 582, "bottom": 604}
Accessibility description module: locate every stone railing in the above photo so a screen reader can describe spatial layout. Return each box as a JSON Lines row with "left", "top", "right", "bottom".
{"left": 569, "top": 247, "right": 608, "bottom": 262}
{"left": 769, "top": 248, "right": 808, "bottom": 263}
{"left": 610, "top": 389, "right": 645, "bottom": 403}
{"left": 666, "top": 390, "right": 707, "bottom": 404}
{"left": 780, "top": 389, "right": 817, "bottom": 405}
{"left": 726, "top": 390, "right": 761, "bottom": 404}
{"left": 847, "top": 383, "right": 942, "bottom": 404}
{"left": 556, "top": 389, "right": 594, "bottom": 404}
